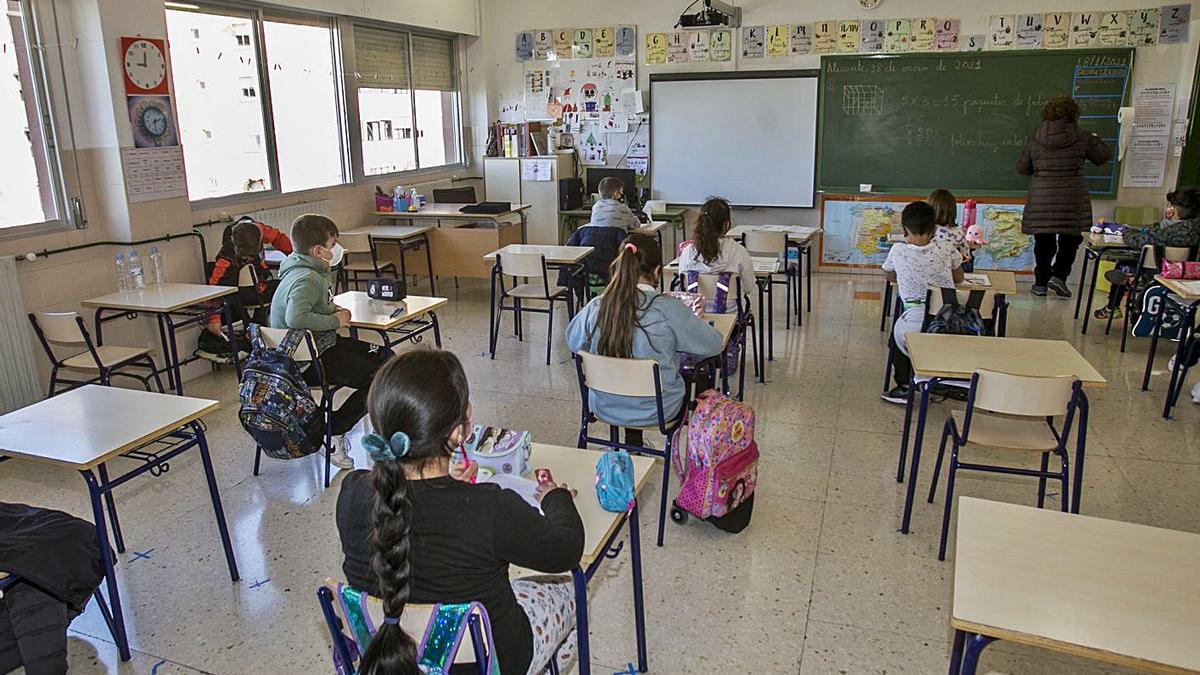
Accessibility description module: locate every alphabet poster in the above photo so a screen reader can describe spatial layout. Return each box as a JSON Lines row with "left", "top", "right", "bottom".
{"left": 812, "top": 21, "right": 837, "bottom": 54}
{"left": 645, "top": 33, "right": 666, "bottom": 64}
{"left": 1043, "top": 12, "right": 1071, "bottom": 48}
{"left": 741, "top": 26, "right": 764, "bottom": 58}
{"left": 615, "top": 26, "right": 637, "bottom": 57}
{"left": 516, "top": 32, "right": 534, "bottom": 60}
{"left": 836, "top": 21, "right": 860, "bottom": 53}
{"left": 934, "top": 19, "right": 960, "bottom": 51}
{"left": 534, "top": 30, "right": 553, "bottom": 59}
{"left": 1071, "top": 12, "right": 1099, "bottom": 47}
{"left": 768, "top": 25, "right": 790, "bottom": 57}
{"left": 988, "top": 16, "right": 1014, "bottom": 49}
{"left": 884, "top": 19, "right": 911, "bottom": 52}
{"left": 963, "top": 34, "right": 985, "bottom": 51}
{"left": 553, "top": 29, "right": 573, "bottom": 59}
{"left": 860, "top": 19, "right": 885, "bottom": 53}
{"left": 1129, "top": 8, "right": 1159, "bottom": 46}
{"left": 1016, "top": 14, "right": 1044, "bottom": 49}
{"left": 593, "top": 27, "right": 614, "bottom": 57}
{"left": 790, "top": 25, "right": 812, "bottom": 55}
{"left": 1158, "top": 4, "right": 1190, "bottom": 44}
{"left": 689, "top": 31, "right": 710, "bottom": 61}
{"left": 1097, "top": 11, "right": 1129, "bottom": 47}
{"left": 573, "top": 29, "right": 593, "bottom": 58}
{"left": 711, "top": 29, "right": 733, "bottom": 61}
{"left": 667, "top": 32, "right": 690, "bottom": 63}
{"left": 910, "top": 18, "right": 936, "bottom": 51}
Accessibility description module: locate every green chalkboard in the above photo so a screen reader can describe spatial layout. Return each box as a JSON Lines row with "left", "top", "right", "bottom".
{"left": 817, "top": 49, "right": 1133, "bottom": 199}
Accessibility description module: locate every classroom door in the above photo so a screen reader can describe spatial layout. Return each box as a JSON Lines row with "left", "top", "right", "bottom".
{"left": 1177, "top": 42, "right": 1200, "bottom": 187}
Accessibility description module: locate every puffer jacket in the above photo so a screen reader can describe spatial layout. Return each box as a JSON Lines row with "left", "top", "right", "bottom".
{"left": 1017, "top": 119, "right": 1112, "bottom": 235}
{"left": 1123, "top": 217, "right": 1200, "bottom": 250}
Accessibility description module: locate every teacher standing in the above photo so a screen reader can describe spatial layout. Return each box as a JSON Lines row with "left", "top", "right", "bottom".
{"left": 1017, "top": 95, "right": 1113, "bottom": 297}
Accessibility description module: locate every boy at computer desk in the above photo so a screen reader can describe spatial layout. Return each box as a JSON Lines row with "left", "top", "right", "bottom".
{"left": 590, "top": 176, "right": 640, "bottom": 231}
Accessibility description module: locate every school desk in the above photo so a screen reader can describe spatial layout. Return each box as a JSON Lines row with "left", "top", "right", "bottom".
{"left": 82, "top": 283, "right": 239, "bottom": 396}
{"left": 560, "top": 205, "right": 689, "bottom": 250}
{"left": 949, "top": 497, "right": 1200, "bottom": 675}
{"left": 375, "top": 204, "right": 531, "bottom": 279}
{"left": 508, "top": 443, "right": 656, "bottom": 675}
{"left": 880, "top": 271, "right": 1018, "bottom": 337}
{"left": 1075, "top": 233, "right": 1138, "bottom": 335}
{"left": 331, "top": 291, "right": 447, "bottom": 350}
{"left": 0, "top": 385, "right": 239, "bottom": 662}
{"left": 1140, "top": 276, "right": 1200, "bottom": 419}
{"left": 898, "top": 335, "right": 1106, "bottom": 534}
{"left": 728, "top": 224, "right": 821, "bottom": 322}
{"left": 341, "top": 224, "right": 436, "bottom": 294}
{"left": 483, "top": 244, "right": 594, "bottom": 359}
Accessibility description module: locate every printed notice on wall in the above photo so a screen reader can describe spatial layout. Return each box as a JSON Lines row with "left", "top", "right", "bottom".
{"left": 1133, "top": 84, "right": 1175, "bottom": 136}
{"left": 1122, "top": 136, "right": 1169, "bottom": 187}
{"left": 121, "top": 146, "right": 186, "bottom": 202}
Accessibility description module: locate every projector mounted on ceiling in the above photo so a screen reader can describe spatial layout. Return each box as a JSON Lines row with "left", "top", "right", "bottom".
{"left": 678, "top": 0, "right": 742, "bottom": 29}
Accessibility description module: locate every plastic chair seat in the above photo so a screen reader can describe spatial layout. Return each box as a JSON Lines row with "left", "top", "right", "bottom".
{"left": 952, "top": 410, "right": 1060, "bottom": 451}
{"left": 62, "top": 345, "right": 151, "bottom": 370}
{"left": 312, "top": 386, "right": 355, "bottom": 411}
{"left": 507, "top": 283, "right": 567, "bottom": 299}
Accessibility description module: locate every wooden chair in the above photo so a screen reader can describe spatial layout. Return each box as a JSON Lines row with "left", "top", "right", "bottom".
{"left": 338, "top": 232, "right": 397, "bottom": 293}
{"left": 251, "top": 326, "right": 354, "bottom": 488}
{"left": 1115, "top": 244, "right": 1197, "bottom": 352}
{"left": 742, "top": 230, "right": 798, "bottom": 327}
{"left": 28, "top": 311, "right": 164, "bottom": 397}
{"left": 926, "top": 369, "right": 1082, "bottom": 561}
{"left": 490, "top": 251, "right": 574, "bottom": 365}
{"left": 317, "top": 579, "right": 561, "bottom": 675}
{"left": 574, "top": 351, "right": 686, "bottom": 547}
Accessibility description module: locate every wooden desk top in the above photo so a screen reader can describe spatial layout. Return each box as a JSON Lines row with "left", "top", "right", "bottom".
{"left": 907, "top": 335, "right": 1106, "bottom": 386}
{"left": 343, "top": 225, "right": 433, "bottom": 241}
{"left": 1084, "top": 232, "right": 1134, "bottom": 249}
{"left": 953, "top": 497, "right": 1200, "bottom": 673}
{"left": 573, "top": 221, "right": 669, "bottom": 235}
{"left": 484, "top": 244, "right": 594, "bottom": 264}
{"left": 703, "top": 313, "right": 738, "bottom": 347}
{"left": 885, "top": 272, "right": 1018, "bottom": 296}
{"left": 564, "top": 206, "right": 688, "bottom": 219}
{"left": 332, "top": 292, "right": 447, "bottom": 330}
{"left": 663, "top": 256, "right": 780, "bottom": 278}
{"left": 513, "top": 444, "right": 655, "bottom": 568}
{"left": 1154, "top": 276, "right": 1200, "bottom": 301}
{"left": 727, "top": 224, "right": 820, "bottom": 244}
{"left": 82, "top": 283, "right": 237, "bottom": 312}
{"left": 0, "top": 385, "right": 219, "bottom": 470}
{"left": 375, "top": 204, "right": 530, "bottom": 220}
{"left": 264, "top": 250, "right": 286, "bottom": 266}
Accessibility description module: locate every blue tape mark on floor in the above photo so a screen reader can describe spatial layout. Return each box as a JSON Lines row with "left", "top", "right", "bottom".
{"left": 249, "top": 578, "right": 270, "bottom": 589}
{"left": 614, "top": 665, "right": 637, "bottom": 675}
{"left": 129, "top": 549, "right": 155, "bottom": 562}
{"left": 150, "top": 659, "right": 166, "bottom": 674}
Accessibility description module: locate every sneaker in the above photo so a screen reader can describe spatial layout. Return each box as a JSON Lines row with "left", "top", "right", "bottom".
{"left": 880, "top": 385, "right": 910, "bottom": 404}
{"left": 328, "top": 436, "right": 355, "bottom": 470}
{"left": 1093, "top": 306, "right": 1123, "bottom": 321}
{"left": 1047, "top": 278, "right": 1072, "bottom": 298}
{"left": 1031, "top": 285, "right": 1048, "bottom": 296}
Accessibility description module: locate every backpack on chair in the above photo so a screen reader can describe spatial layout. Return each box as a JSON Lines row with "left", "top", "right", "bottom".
{"left": 238, "top": 324, "right": 323, "bottom": 460}
{"left": 681, "top": 270, "right": 745, "bottom": 377}
{"left": 926, "top": 288, "right": 986, "bottom": 336}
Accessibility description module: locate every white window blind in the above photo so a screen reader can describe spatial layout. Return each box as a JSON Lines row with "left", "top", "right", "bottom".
{"left": 354, "top": 25, "right": 409, "bottom": 89}
{"left": 411, "top": 34, "right": 454, "bottom": 92}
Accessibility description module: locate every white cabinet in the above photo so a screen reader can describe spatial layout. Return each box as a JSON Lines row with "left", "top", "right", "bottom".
{"left": 484, "top": 154, "right": 575, "bottom": 245}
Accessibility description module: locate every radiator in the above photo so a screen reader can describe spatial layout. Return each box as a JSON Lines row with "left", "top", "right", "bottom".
{"left": 243, "top": 199, "right": 333, "bottom": 234}
{"left": 0, "top": 256, "right": 43, "bottom": 413}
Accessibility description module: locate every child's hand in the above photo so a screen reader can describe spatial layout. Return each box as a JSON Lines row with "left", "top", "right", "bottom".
{"left": 336, "top": 308, "right": 351, "bottom": 328}
{"left": 535, "top": 481, "right": 577, "bottom": 501}
{"left": 449, "top": 459, "right": 477, "bottom": 483}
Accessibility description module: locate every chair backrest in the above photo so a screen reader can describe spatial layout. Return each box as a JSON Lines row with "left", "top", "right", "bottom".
{"left": 318, "top": 579, "right": 485, "bottom": 667}
{"left": 1139, "top": 244, "right": 1194, "bottom": 270}
{"left": 577, "top": 351, "right": 659, "bottom": 397}
{"left": 32, "top": 311, "right": 86, "bottom": 345}
{"left": 742, "top": 230, "right": 788, "bottom": 257}
{"left": 432, "top": 186, "right": 477, "bottom": 204}
{"left": 257, "top": 325, "right": 316, "bottom": 362}
{"left": 497, "top": 251, "right": 547, "bottom": 280}
{"left": 683, "top": 272, "right": 742, "bottom": 313}
{"left": 971, "top": 369, "right": 1077, "bottom": 417}
{"left": 237, "top": 264, "right": 259, "bottom": 289}
{"left": 926, "top": 288, "right": 996, "bottom": 317}
{"left": 338, "top": 232, "right": 373, "bottom": 255}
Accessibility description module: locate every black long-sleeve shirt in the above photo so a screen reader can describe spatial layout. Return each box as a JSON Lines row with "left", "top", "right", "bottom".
{"left": 335, "top": 471, "right": 585, "bottom": 674}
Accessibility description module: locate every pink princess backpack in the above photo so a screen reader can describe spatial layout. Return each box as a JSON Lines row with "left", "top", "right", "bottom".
{"left": 669, "top": 389, "right": 758, "bottom": 533}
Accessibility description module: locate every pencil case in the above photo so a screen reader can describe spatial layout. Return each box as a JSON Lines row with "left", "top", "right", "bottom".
{"left": 459, "top": 425, "right": 531, "bottom": 478}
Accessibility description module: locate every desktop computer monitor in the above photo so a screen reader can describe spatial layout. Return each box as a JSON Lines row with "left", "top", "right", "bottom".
{"left": 585, "top": 168, "right": 639, "bottom": 210}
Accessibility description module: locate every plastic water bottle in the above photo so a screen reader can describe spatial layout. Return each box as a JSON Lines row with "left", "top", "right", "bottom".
{"left": 148, "top": 246, "right": 165, "bottom": 285}
{"left": 408, "top": 187, "right": 419, "bottom": 212}
{"left": 127, "top": 249, "right": 146, "bottom": 290}
{"left": 115, "top": 253, "right": 130, "bottom": 292}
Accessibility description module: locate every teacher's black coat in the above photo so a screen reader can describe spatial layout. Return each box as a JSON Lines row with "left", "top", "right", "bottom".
{"left": 1017, "top": 119, "right": 1113, "bottom": 235}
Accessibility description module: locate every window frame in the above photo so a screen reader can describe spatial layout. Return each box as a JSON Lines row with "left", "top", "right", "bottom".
{"left": 1, "top": 0, "right": 81, "bottom": 241}
{"left": 340, "top": 18, "right": 465, "bottom": 185}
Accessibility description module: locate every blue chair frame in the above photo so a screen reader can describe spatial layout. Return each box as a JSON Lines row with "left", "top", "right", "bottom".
{"left": 489, "top": 253, "right": 577, "bottom": 365}
{"left": 926, "top": 372, "right": 1083, "bottom": 561}
{"left": 27, "top": 313, "right": 165, "bottom": 398}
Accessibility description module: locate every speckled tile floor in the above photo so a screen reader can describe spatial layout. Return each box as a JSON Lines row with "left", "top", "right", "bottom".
{"left": 4, "top": 273, "right": 1197, "bottom": 674}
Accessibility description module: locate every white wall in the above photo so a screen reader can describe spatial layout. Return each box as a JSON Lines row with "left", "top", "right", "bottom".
{"left": 481, "top": 0, "right": 1200, "bottom": 232}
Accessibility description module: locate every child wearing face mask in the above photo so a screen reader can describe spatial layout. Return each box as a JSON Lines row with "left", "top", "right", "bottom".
{"left": 270, "top": 214, "right": 391, "bottom": 470}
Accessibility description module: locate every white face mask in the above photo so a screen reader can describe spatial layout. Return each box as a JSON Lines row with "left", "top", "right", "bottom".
{"left": 316, "top": 243, "right": 345, "bottom": 268}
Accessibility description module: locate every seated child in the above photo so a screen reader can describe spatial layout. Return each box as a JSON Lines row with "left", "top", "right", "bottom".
{"left": 928, "top": 189, "right": 973, "bottom": 272}
{"left": 1095, "top": 186, "right": 1200, "bottom": 320}
{"left": 199, "top": 217, "right": 293, "bottom": 357}
{"left": 336, "top": 350, "right": 585, "bottom": 675}
{"left": 675, "top": 197, "right": 757, "bottom": 302}
{"left": 881, "top": 201, "right": 964, "bottom": 404}
{"left": 557, "top": 220, "right": 627, "bottom": 304}
{"left": 565, "top": 233, "right": 725, "bottom": 446}
{"left": 589, "top": 176, "right": 640, "bottom": 231}
{"left": 270, "top": 214, "right": 390, "bottom": 469}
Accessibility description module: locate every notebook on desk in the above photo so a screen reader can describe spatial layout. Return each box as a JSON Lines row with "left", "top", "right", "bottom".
{"left": 1175, "top": 279, "right": 1200, "bottom": 295}
{"left": 962, "top": 273, "right": 992, "bottom": 287}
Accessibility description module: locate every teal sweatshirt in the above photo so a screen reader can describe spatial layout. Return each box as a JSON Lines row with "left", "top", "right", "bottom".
{"left": 269, "top": 253, "right": 340, "bottom": 353}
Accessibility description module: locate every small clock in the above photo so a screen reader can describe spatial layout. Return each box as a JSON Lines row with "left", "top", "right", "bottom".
{"left": 129, "top": 96, "right": 177, "bottom": 148}
{"left": 859, "top": 0, "right": 882, "bottom": 9}
{"left": 122, "top": 38, "right": 168, "bottom": 95}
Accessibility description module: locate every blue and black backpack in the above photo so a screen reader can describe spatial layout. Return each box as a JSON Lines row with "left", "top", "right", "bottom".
{"left": 238, "top": 324, "right": 323, "bottom": 460}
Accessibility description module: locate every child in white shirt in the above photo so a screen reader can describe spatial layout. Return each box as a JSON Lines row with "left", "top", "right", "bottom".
{"left": 676, "top": 197, "right": 757, "bottom": 302}
{"left": 881, "top": 201, "right": 964, "bottom": 403}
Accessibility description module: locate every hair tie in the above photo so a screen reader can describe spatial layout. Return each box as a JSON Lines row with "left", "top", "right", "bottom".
{"left": 382, "top": 616, "right": 401, "bottom": 625}
{"left": 362, "top": 431, "right": 411, "bottom": 463}
{"left": 623, "top": 242, "right": 638, "bottom": 254}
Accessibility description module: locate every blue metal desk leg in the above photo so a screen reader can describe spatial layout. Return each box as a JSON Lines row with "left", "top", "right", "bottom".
{"left": 767, "top": 277, "right": 775, "bottom": 362}
{"left": 222, "top": 300, "right": 241, "bottom": 375}
{"left": 152, "top": 313, "right": 178, "bottom": 393}
{"left": 806, "top": 246, "right": 813, "bottom": 312}
{"left": 900, "top": 378, "right": 933, "bottom": 534}
{"left": 629, "top": 502, "right": 648, "bottom": 672}
{"left": 1080, "top": 248, "right": 1104, "bottom": 335}
{"left": 1072, "top": 392, "right": 1089, "bottom": 513}
{"left": 488, "top": 265, "right": 499, "bottom": 359}
{"left": 1162, "top": 300, "right": 1197, "bottom": 419}
{"left": 897, "top": 378, "right": 915, "bottom": 483}
{"left": 572, "top": 567, "right": 590, "bottom": 675}
{"left": 959, "top": 634, "right": 996, "bottom": 675}
{"left": 422, "top": 233, "right": 437, "bottom": 296}
{"left": 96, "top": 462, "right": 125, "bottom": 554}
{"left": 81, "top": 470, "right": 131, "bottom": 661}
{"left": 162, "top": 314, "right": 184, "bottom": 396}
{"left": 880, "top": 282, "right": 893, "bottom": 332}
{"left": 757, "top": 279, "right": 767, "bottom": 381}
{"left": 431, "top": 312, "right": 443, "bottom": 349}
{"left": 947, "top": 629, "right": 966, "bottom": 675}
{"left": 193, "top": 421, "right": 240, "bottom": 581}
{"left": 1142, "top": 300, "right": 1166, "bottom": 391}
{"left": 1074, "top": 246, "right": 1094, "bottom": 320}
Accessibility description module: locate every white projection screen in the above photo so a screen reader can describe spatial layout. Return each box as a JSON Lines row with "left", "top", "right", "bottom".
{"left": 650, "top": 71, "right": 818, "bottom": 208}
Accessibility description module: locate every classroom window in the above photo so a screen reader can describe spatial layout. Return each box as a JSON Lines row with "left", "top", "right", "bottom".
{"left": 349, "top": 24, "right": 461, "bottom": 177}
{"left": 1, "top": 0, "right": 75, "bottom": 234}
{"left": 165, "top": 4, "right": 348, "bottom": 202}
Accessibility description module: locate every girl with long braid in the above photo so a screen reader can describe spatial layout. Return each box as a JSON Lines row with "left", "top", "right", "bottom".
{"left": 336, "top": 350, "right": 585, "bottom": 674}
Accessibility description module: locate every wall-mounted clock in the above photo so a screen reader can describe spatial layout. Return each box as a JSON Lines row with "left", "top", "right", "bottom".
{"left": 859, "top": 0, "right": 882, "bottom": 9}
{"left": 128, "top": 96, "right": 178, "bottom": 148}
{"left": 121, "top": 37, "right": 169, "bottom": 95}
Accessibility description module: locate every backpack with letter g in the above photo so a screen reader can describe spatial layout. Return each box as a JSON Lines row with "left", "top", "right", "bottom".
{"left": 926, "top": 288, "right": 986, "bottom": 336}
{"left": 238, "top": 324, "right": 323, "bottom": 459}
